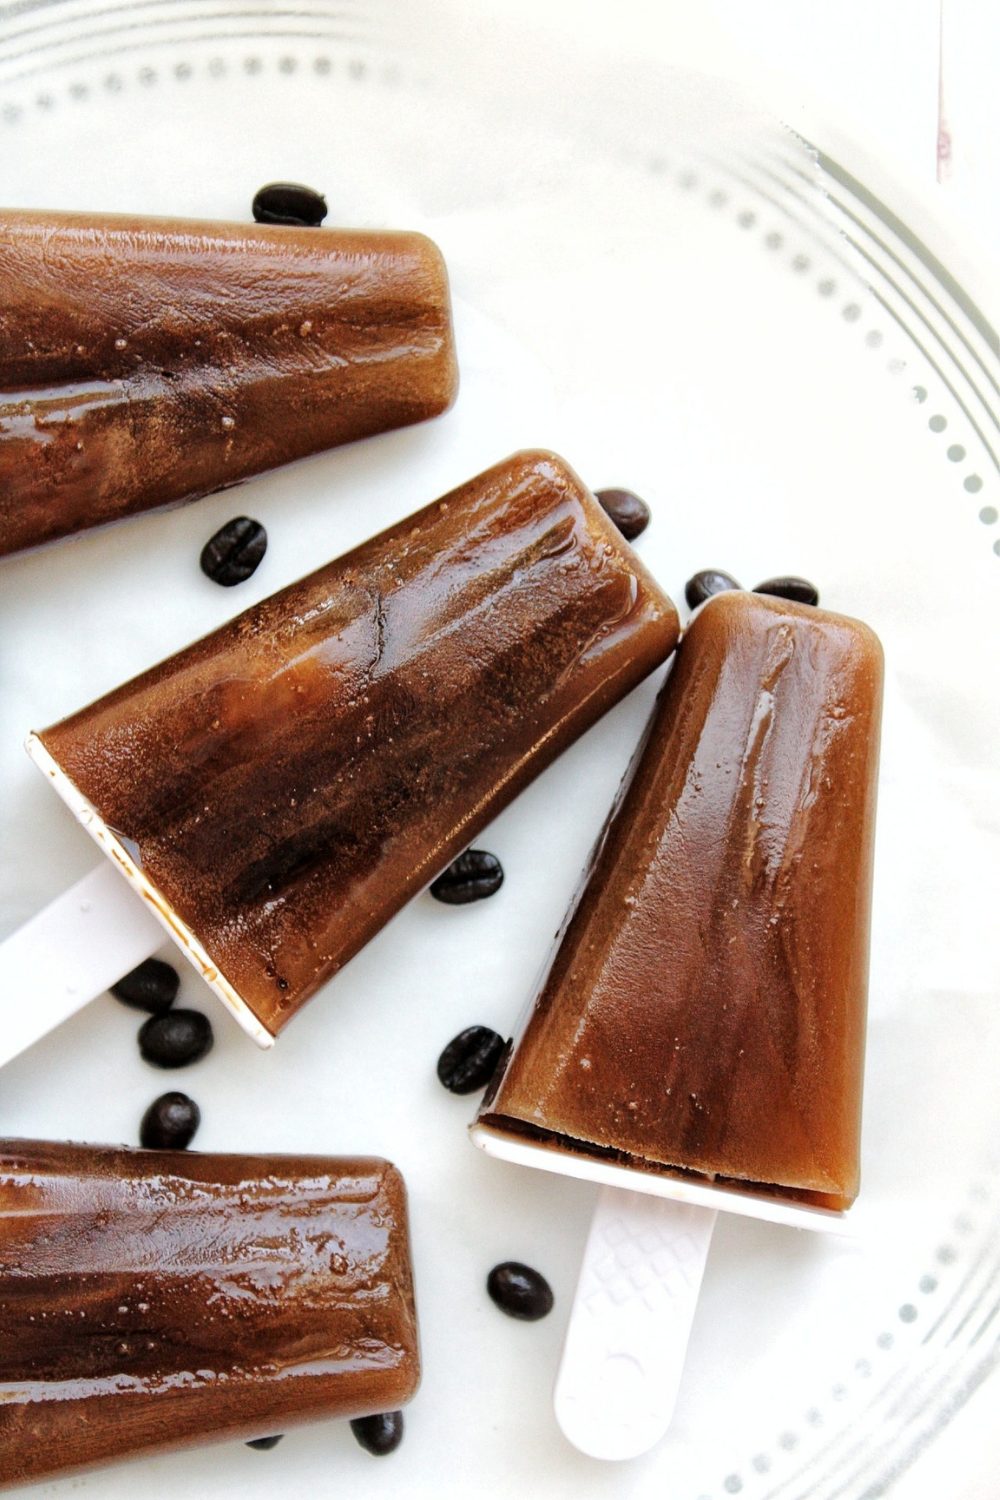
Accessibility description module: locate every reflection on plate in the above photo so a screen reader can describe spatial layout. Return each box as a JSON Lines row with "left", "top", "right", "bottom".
{"left": 1, "top": 5, "right": 999, "bottom": 1499}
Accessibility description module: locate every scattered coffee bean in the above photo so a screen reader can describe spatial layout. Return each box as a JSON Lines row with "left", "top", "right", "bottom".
{"left": 111, "top": 957, "right": 179, "bottom": 1015}
{"left": 138, "top": 1010, "right": 214, "bottom": 1069}
{"left": 487, "top": 1261, "right": 554, "bottom": 1321}
{"left": 350, "top": 1411, "right": 404, "bottom": 1456}
{"left": 140, "top": 1091, "right": 201, "bottom": 1150}
{"left": 684, "top": 569, "right": 742, "bottom": 610}
{"left": 252, "top": 182, "right": 328, "bottom": 226}
{"left": 200, "top": 517, "right": 267, "bottom": 587}
{"left": 437, "top": 1026, "right": 505, "bottom": 1094}
{"left": 753, "top": 575, "right": 820, "bottom": 606}
{"left": 246, "top": 1435, "right": 284, "bottom": 1450}
{"left": 595, "top": 488, "right": 651, "bottom": 542}
{"left": 430, "top": 849, "right": 504, "bottom": 905}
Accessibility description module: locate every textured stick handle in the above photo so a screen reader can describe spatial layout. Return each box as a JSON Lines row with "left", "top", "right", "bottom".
{"left": 0, "top": 863, "right": 164, "bottom": 1069}
{"left": 554, "top": 1184, "right": 717, "bottom": 1460}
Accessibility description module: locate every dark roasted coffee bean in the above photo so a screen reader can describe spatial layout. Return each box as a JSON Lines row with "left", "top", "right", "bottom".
{"left": 246, "top": 1435, "right": 284, "bottom": 1450}
{"left": 487, "top": 1261, "right": 554, "bottom": 1321}
{"left": 595, "top": 488, "right": 651, "bottom": 541}
{"left": 437, "top": 1026, "right": 505, "bottom": 1094}
{"left": 430, "top": 849, "right": 504, "bottom": 905}
{"left": 200, "top": 517, "right": 267, "bottom": 587}
{"left": 111, "top": 957, "right": 179, "bottom": 1015}
{"left": 252, "top": 182, "right": 328, "bottom": 226}
{"left": 350, "top": 1411, "right": 404, "bottom": 1456}
{"left": 138, "top": 1009, "right": 214, "bottom": 1069}
{"left": 753, "top": 575, "right": 820, "bottom": 606}
{"left": 684, "top": 569, "right": 742, "bottom": 610}
{"left": 140, "top": 1091, "right": 201, "bottom": 1150}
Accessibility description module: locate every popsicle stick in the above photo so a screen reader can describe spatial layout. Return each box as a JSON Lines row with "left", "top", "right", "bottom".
{"left": 0, "top": 863, "right": 164, "bottom": 1069}
{"left": 554, "top": 1186, "right": 716, "bottom": 1460}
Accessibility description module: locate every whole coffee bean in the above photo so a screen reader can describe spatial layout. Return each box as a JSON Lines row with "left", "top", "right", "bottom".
{"left": 350, "top": 1411, "right": 404, "bottom": 1456}
{"left": 595, "top": 488, "right": 651, "bottom": 542}
{"left": 200, "top": 517, "right": 267, "bottom": 587}
{"left": 753, "top": 575, "right": 820, "bottom": 606}
{"left": 140, "top": 1091, "right": 201, "bottom": 1150}
{"left": 252, "top": 182, "right": 328, "bottom": 226}
{"left": 246, "top": 1435, "right": 284, "bottom": 1450}
{"left": 684, "top": 569, "right": 742, "bottom": 610}
{"left": 487, "top": 1261, "right": 554, "bottom": 1321}
{"left": 111, "top": 957, "right": 179, "bottom": 1015}
{"left": 430, "top": 849, "right": 504, "bottom": 905}
{"left": 138, "top": 1010, "right": 214, "bottom": 1069}
{"left": 437, "top": 1026, "right": 505, "bottom": 1094}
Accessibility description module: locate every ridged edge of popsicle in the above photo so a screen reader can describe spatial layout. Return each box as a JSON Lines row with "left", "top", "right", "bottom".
{"left": 24, "top": 732, "right": 275, "bottom": 1050}
{"left": 469, "top": 1123, "right": 857, "bottom": 1236}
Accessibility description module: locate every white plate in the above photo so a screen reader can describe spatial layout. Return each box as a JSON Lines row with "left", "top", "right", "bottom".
{"left": 2, "top": 6, "right": 1000, "bottom": 1499}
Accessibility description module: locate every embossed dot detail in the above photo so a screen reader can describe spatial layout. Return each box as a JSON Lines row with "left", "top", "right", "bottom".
{"left": 792, "top": 253, "right": 810, "bottom": 272}
{"left": 737, "top": 211, "right": 756, "bottom": 229}
{"left": 244, "top": 56, "right": 262, "bottom": 73}
{"left": 104, "top": 73, "right": 122, "bottom": 92}
{"left": 913, "top": 385, "right": 928, "bottom": 402}
{"left": 947, "top": 444, "right": 966, "bottom": 461}
{"left": 994, "top": 539, "right": 1000, "bottom": 555}
{"left": 279, "top": 55, "right": 297, "bottom": 73}
{"left": 855, "top": 1358, "right": 872, "bottom": 1377}
{"left": 955, "top": 1214, "right": 975, "bottom": 1233}
{"left": 865, "top": 329, "right": 883, "bottom": 348}
{"left": 208, "top": 57, "right": 225, "bottom": 76}
{"left": 980, "top": 506, "right": 999, "bottom": 525}
{"left": 929, "top": 413, "right": 947, "bottom": 432}
{"left": 752, "top": 1454, "right": 772, "bottom": 1474}
{"left": 174, "top": 62, "right": 192, "bottom": 80}
{"left": 919, "top": 1275, "right": 938, "bottom": 1293}
{"left": 139, "top": 67, "right": 156, "bottom": 85}
{"left": 709, "top": 189, "right": 728, "bottom": 207}
{"left": 724, "top": 1475, "right": 743, "bottom": 1493}
{"left": 678, "top": 171, "right": 697, "bottom": 190}
{"left": 888, "top": 358, "right": 906, "bottom": 373}
{"left": 314, "top": 56, "right": 331, "bottom": 73}
{"left": 778, "top": 1432, "right": 799, "bottom": 1451}
{"left": 936, "top": 1244, "right": 958, "bottom": 1264}
{"left": 899, "top": 1304, "right": 918, "bottom": 1323}
{"left": 765, "top": 231, "right": 783, "bottom": 249}
{"left": 842, "top": 303, "right": 862, "bottom": 322}
{"left": 965, "top": 474, "right": 984, "bottom": 493}
{"left": 818, "top": 279, "right": 836, "bottom": 296}
{"left": 348, "top": 58, "right": 366, "bottom": 78}
{"left": 832, "top": 1383, "right": 848, "bottom": 1400}
{"left": 806, "top": 1408, "right": 823, "bottom": 1427}
{"left": 877, "top": 1331, "right": 894, "bottom": 1349}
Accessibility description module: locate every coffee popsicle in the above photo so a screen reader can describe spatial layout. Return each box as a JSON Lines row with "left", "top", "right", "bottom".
{"left": 0, "top": 209, "right": 458, "bottom": 556}
{"left": 0, "top": 1140, "right": 418, "bottom": 1486}
{"left": 22, "top": 451, "right": 679, "bottom": 1047}
{"left": 473, "top": 589, "right": 884, "bottom": 1455}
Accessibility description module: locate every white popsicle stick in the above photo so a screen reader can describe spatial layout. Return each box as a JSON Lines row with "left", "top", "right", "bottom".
{"left": 0, "top": 862, "right": 163, "bottom": 1069}
{"left": 554, "top": 1187, "right": 716, "bottom": 1460}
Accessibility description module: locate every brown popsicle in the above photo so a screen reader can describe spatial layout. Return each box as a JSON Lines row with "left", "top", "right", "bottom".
{"left": 0, "top": 1140, "right": 418, "bottom": 1487}
{"left": 480, "top": 590, "right": 884, "bottom": 1211}
{"left": 30, "top": 451, "right": 679, "bottom": 1039}
{"left": 0, "top": 208, "right": 458, "bottom": 557}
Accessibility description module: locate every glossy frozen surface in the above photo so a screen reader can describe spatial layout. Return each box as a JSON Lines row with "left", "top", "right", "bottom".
{"left": 482, "top": 592, "right": 884, "bottom": 1210}
{"left": 0, "top": 1140, "right": 418, "bottom": 1487}
{"left": 36, "top": 451, "right": 679, "bottom": 1036}
{"left": 0, "top": 209, "right": 457, "bottom": 556}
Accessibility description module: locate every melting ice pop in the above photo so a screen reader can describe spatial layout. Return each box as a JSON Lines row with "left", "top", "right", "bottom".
{"left": 0, "top": 208, "right": 458, "bottom": 556}
{"left": 473, "top": 590, "right": 884, "bottom": 1457}
{"left": 0, "top": 452, "right": 678, "bottom": 1062}
{"left": 0, "top": 1140, "right": 418, "bottom": 1486}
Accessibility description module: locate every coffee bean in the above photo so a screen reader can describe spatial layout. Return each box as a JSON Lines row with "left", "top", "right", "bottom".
{"left": 437, "top": 1026, "right": 505, "bottom": 1094}
{"left": 200, "top": 517, "right": 267, "bottom": 587}
{"left": 430, "top": 849, "right": 504, "bottom": 905}
{"left": 111, "top": 957, "right": 179, "bottom": 1015}
{"left": 684, "top": 569, "right": 742, "bottom": 610}
{"left": 252, "top": 182, "right": 328, "bottom": 227}
{"left": 487, "top": 1262, "right": 554, "bottom": 1321}
{"left": 595, "top": 488, "right": 651, "bottom": 541}
{"left": 753, "top": 576, "right": 820, "bottom": 606}
{"left": 140, "top": 1092, "right": 201, "bottom": 1150}
{"left": 246, "top": 1435, "right": 284, "bottom": 1450}
{"left": 138, "top": 1010, "right": 214, "bottom": 1069}
{"left": 350, "top": 1411, "right": 404, "bottom": 1456}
